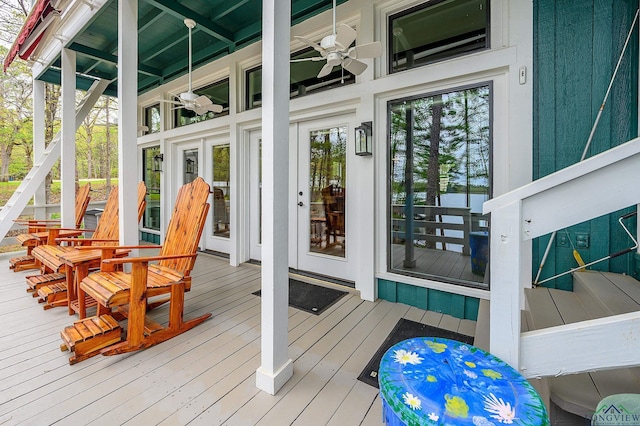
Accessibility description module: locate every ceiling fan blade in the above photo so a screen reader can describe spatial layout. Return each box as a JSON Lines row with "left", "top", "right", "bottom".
{"left": 294, "top": 36, "right": 326, "bottom": 55}
{"left": 317, "top": 62, "right": 334, "bottom": 78}
{"left": 194, "top": 95, "right": 213, "bottom": 106}
{"left": 193, "top": 106, "right": 208, "bottom": 115}
{"left": 291, "top": 57, "right": 325, "bottom": 63}
{"left": 159, "top": 99, "right": 183, "bottom": 106}
{"left": 342, "top": 57, "right": 368, "bottom": 76}
{"left": 335, "top": 24, "right": 357, "bottom": 51}
{"left": 348, "top": 41, "right": 383, "bottom": 59}
{"left": 207, "top": 104, "right": 224, "bottom": 113}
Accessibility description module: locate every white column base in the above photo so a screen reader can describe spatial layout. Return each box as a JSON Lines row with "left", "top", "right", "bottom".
{"left": 256, "top": 358, "right": 293, "bottom": 395}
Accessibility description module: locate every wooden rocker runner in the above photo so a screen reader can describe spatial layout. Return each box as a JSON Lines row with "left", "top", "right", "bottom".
{"left": 9, "top": 183, "right": 91, "bottom": 272}
{"left": 29, "top": 183, "right": 146, "bottom": 314}
{"left": 60, "top": 177, "right": 211, "bottom": 364}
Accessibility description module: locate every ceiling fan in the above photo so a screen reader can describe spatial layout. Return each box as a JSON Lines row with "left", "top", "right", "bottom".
{"left": 162, "top": 19, "right": 223, "bottom": 116}
{"left": 291, "top": 0, "right": 382, "bottom": 79}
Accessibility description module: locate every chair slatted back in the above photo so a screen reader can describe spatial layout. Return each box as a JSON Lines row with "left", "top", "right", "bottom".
{"left": 91, "top": 186, "right": 120, "bottom": 244}
{"left": 137, "top": 182, "right": 148, "bottom": 224}
{"left": 75, "top": 183, "right": 92, "bottom": 229}
{"left": 158, "top": 177, "right": 210, "bottom": 275}
{"left": 89, "top": 182, "right": 147, "bottom": 245}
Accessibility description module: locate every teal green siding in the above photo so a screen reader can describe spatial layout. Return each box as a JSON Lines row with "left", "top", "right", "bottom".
{"left": 140, "top": 231, "right": 160, "bottom": 244}
{"left": 533, "top": 0, "right": 638, "bottom": 290}
{"left": 377, "top": 279, "right": 480, "bottom": 321}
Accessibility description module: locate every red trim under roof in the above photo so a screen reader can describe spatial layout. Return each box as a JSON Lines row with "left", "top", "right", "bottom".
{"left": 3, "top": 0, "right": 54, "bottom": 72}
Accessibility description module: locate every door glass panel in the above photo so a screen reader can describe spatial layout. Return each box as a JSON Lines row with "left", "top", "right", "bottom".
{"left": 309, "top": 126, "right": 347, "bottom": 258}
{"left": 212, "top": 144, "right": 230, "bottom": 238}
{"left": 183, "top": 149, "right": 198, "bottom": 183}
{"left": 389, "top": 85, "right": 491, "bottom": 288}
{"left": 142, "top": 146, "right": 160, "bottom": 230}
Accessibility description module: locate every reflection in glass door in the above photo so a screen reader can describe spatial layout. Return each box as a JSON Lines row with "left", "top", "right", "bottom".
{"left": 308, "top": 127, "right": 347, "bottom": 258}
{"left": 183, "top": 149, "right": 198, "bottom": 183}
{"left": 142, "top": 146, "right": 161, "bottom": 231}
{"left": 388, "top": 85, "right": 491, "bottom": 288}
{"left": 211, "top": 144, "right": 231, "bottom": 238}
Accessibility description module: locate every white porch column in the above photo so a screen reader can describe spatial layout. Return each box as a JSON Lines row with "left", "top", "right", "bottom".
{"left": 488, "top": 200, "right": 524, "bottom": 369}
{"left": 61, "top": 48, "right": 76, "bottom": 228}
{"left": 117, "top": 0, "right": 139, "bottom": 246}
{"left": 33, "top": 78, "right": 46, "bottom": 220}
{"left": 256, "top": 0, "right": 293, "bottom": 395}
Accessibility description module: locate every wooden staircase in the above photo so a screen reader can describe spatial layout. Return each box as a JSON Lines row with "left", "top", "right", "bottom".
{"left": 0, "top": 78, "right": 109, "bottom": 242}
{"left": 525, "top": 271, "right": 640, "bottom": 419}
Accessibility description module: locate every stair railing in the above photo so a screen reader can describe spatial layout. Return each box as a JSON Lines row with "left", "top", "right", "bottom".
{"left": 483, "top": 137, "right": 640, "bottom": 378}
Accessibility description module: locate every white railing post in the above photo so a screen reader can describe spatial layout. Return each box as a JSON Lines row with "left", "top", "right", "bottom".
{"left": 488, "top": 200, "right": 524, "bottom": 369}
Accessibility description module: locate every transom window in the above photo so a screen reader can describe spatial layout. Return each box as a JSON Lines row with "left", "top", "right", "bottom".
{"left": 246, "top": 47, "right": 355, "bottom": 109}
{"left": 389, "top": 0, "right": 489, "bottom": 74}
{"left": 174, "top": 79, "right": 230, "bottom": 128}
{"left": 388, "top": 84, "right": 491, "bottom": 288}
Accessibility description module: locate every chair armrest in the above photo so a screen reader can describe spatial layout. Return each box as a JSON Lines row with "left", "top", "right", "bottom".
{"left": 55, "top": 237, "right": 119, "bottom": 244}
{"left": 102, "top": 253, "right": 196, "bottom": 265}
{"left": 14, "top": 219, "right": 61, "bottom": 224}
{"left": 73, "top": 244, "right": 162, "bottom": 250}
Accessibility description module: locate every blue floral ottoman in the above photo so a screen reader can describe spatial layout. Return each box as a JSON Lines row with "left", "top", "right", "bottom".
{"left": 378, "top": 337, "right": 549, "bottom": 425}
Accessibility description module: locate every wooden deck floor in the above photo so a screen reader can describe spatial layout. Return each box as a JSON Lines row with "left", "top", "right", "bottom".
{"left": 0, "top": 251, "right": 476, "bottom": 425}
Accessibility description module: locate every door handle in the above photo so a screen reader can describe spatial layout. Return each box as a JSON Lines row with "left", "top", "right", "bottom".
{"left": 298, "top": 201, "right": 304, "bottom": 207}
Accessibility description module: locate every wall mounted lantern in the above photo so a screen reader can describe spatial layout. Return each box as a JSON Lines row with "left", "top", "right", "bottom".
{"left": 152, "top": 153, "right": 163, "bottom": 172}
{"left": 355, "top": 121, "right": 372, "bottom": 156}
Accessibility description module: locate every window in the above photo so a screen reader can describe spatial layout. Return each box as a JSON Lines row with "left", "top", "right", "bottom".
{"left": 211, "top": 144, "right": 231, "bottom": 238}
{"left": 246, "top": 47, "right": 355, "bottom": 109}
{"left": 142, "top": 146, "right": 161, "bottom": 231}
{"left": 144, "top": 104, "right": 161, "bottom": 134}
{"left": 389, "top": 0, "right": 489, "bottom": 73}
{"left": 175, "top": 79, "right": 230, "bottom": 128}
{"left": 389, "top": 84, "right": 491, "bottom": 288}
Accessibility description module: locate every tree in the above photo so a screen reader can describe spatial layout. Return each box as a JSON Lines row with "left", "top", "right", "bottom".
{"left": 0, "top": 45, "right": 32, "bottom": 181}
{"left": 0, "top": 0, "right": 31, "bottom": 47}
{"left": 1, "top": 0, "right": 119, "bottom": 203}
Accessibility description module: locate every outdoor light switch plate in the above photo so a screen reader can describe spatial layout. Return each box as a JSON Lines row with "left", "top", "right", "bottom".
{"left": 575, "top": 232, "right": 590, "bottom": 249}
{"left": 519, "top": 66, "right": 527, "bottom": 84}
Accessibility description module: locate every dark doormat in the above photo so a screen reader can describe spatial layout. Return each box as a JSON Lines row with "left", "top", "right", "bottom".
{"left": 357, "top": 318, "right": 474, "bottom": 388}
{"left": 252, "top": 278, "right": 348, "bottom": 315}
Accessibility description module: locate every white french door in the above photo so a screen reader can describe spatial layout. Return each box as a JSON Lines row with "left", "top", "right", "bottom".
{"left": 248, "top": 116, "right": 356, "bottom": 282}
{"left": 296, "top": 117, "right": 354, "bottom": 281}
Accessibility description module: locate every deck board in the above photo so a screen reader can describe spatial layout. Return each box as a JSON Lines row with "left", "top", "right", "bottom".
{"left": 0, "top": 252, "right": 476, "bottom": 425}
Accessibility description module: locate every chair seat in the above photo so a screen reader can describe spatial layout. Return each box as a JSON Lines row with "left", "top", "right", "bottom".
{"left": 32, "top": 245, "right": 76, "bottom": 273}
{"left": 81, "top": 264, "right": 186, "bottom": 308}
